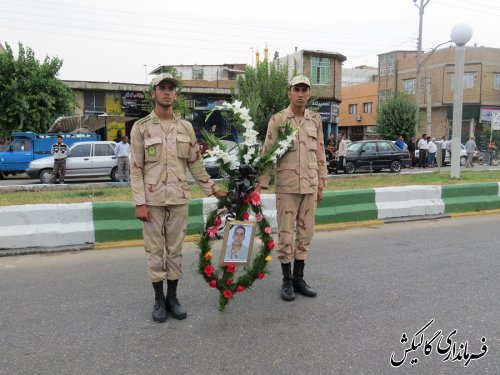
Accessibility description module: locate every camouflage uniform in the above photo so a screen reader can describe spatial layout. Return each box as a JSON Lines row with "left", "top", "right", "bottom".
{"left": 259, "top": 106, "right": 328, "bottom": 264}
{"left": 131, "top": 110, "right": 219, "bottom": 282}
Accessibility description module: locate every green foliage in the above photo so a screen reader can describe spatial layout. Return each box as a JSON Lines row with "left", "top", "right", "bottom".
{"left": 376, "top": 94, "right": 417, "bottom": 140}
{"left": 235, "top": 59, "right": 289, "bottom": 141}
{"left": 0, "top": 42, "right": 76, "bottom": 135}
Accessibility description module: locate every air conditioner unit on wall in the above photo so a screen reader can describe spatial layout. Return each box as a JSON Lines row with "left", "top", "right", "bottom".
{"left": 355, "top": 115, "right": 362, "bottom": 121}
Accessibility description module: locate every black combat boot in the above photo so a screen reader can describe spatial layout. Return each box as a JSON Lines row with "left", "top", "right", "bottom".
{"left": 280, "top": 262, "right": 295, "bottom": 301}
{"left": 152, "top": 281, "right": 167, "bottom": 323}
{"left": 293, "top": 259, "right": 317, "bottom": 297}
{"left": 165, "top": 279, "right": 187, "bottom": 320}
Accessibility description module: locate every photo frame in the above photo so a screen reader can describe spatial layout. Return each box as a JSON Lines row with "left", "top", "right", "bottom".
{"left": 219, "top": 220, "right": 256, "bottom": 266}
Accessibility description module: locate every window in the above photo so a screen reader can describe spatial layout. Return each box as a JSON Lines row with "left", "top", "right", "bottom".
{"left": 378, "top": 141, "right": 394, "bottom": 152}
{"left": 192, "top": 67, "right": 203, "bottom": 80}
{"left": 84, "top": 91, "right": 105, "bottom": 114}
{"left": 451, "top": 73, "right": 476, "bottom": 89}
{"left": 379, "top": 53, "right": 395, "bottom": 76}
{"left": 363, "top": 142, "right": 377, "bottom": 153}
{"left": 69, "top": 144, "right": 91, "bottom": 158}
{"left": 94, "top": 143, "right": 114, "bottom": 156}
{"left": 403, "top": 79, "right": 416, "bottom": 94}
{"left": 494, "top": 74, "right": 500, "bottom": 90}
{"left": 348, "top": 104, "right": 357, "bottom": 115}
{"left": 311, "top": 57, "right": 330, "bottom": 84}
{"left": 363, "top": 102, "right": 373, "bottom": 113}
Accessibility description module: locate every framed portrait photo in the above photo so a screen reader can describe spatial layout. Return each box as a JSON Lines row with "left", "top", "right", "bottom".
{"left": 219, "top": 221, "right": 256, "bottom": 266}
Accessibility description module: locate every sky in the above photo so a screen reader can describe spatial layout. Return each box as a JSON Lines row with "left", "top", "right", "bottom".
{"left": 2, "top": 0, "right": 500, "bottom": 84}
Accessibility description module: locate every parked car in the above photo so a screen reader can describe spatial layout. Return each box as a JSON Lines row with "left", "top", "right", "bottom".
{"left": 415, "top": 144, "right": 471, "bottom": 166}
{"left": 344, "top": 140, "right": 411, "bottom": 174}
{"left": 203, "top": 140, "right": 238, "bottom": 178}
{"left": 26, "top": 141, "right": 120, "bottom": 183}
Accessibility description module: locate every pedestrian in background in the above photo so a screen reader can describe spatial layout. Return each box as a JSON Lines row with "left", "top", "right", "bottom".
{"left": 440, "top": 136, "right": 448, "bottom": 166}
{"left": 407, "top": 136, "right": 416, "bottom": 168}
{"left": 51, "top": 135, "right": 69, "bottom": 184}
{"left": 394, "top": 135, "right": 406, "bottom": 150}
{"left": 114, "top": 135, "right": 131, "bottom": 182}
{"left": 257, "top": 74, "right": 327, "bottom": 302}
{"left": 337, "top": 133, "right": 347, "bottom": 172}
{"left": 130, "top": 73, "right": 227, "bottom": 323}
{"left": 487, "top": 140, "right": 497, "bottom": 165}
{"left": 465, "top": 136, "right": 477, "bottom": 168}
{"left": 427, "top": 137, "right": 437, "bottom": 167}
{"left": 417, "top": 133, "right": 428, "bottom": 168}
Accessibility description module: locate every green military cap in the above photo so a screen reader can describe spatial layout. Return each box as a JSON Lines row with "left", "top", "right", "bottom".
{"left": 289, "top": 74, "right": 311, "bottom": 88}
{"left": 150, "top": 73, "right": 178, "bottom": 88}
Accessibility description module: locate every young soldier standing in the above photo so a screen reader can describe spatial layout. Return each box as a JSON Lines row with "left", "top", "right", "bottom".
{"left": 257, "top": 75, "right": 328, "bottom": 301}
{"left": 130, "top": 73, "right": 226, "bottom": 323}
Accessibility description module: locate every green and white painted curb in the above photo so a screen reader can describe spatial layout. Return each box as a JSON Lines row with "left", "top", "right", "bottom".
{"left": 1, "top": 182, "right": 499, "bottom": 251}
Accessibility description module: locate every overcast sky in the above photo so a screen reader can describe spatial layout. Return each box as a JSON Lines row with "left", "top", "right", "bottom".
{"left": 2, "top": 0, "right": 500, "bottom": 84}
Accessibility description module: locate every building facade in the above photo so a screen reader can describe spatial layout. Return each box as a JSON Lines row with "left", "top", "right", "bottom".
{"left": 281, "top": 49, "right": 346, "bottom": 141}
{"left": 339, "top": 81, "right": 379, "bottom": 141}
{"left": 378, "top": 46, "right": 500, "bottom": 149}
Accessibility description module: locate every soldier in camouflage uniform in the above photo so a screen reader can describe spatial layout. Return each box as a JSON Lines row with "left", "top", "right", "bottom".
{"left": 131, "top": 73, "right": 227, "bottom": 323}
{"left": 257, "top": 75, "right": 328, "bottom": 302}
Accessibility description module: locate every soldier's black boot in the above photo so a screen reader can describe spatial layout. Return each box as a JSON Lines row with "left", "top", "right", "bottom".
{"left": 152, "top": 281, "right": 167, "bottom": 323}
{"left": 165, "top": 279, "right": 187, "bottom": 320}
{"left": 280, "top": 262, "right": 295, "bottom": 301}
{"left": 293, "top": 260, "right": 317, "bottom": 297}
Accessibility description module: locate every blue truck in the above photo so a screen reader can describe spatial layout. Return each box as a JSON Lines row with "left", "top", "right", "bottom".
{"left": 0, "top": 131, "right": 100, "bottom": 179}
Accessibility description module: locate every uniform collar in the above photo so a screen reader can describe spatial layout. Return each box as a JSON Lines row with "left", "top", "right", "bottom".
{"left": 150, "top": 110, "right": 179, "bottom": 124}
{"left": 285, "top": 106, "right": 312, "bottom": 120}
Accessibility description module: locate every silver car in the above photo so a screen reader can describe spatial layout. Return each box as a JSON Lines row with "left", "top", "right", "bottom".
{"left": 26, "top": 141, "right": 121, "bottom": 183}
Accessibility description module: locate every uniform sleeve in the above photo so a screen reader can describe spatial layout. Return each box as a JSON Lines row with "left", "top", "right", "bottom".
{"left": 130, "top": 123, "right": 147, "bottom": 206}
{"left": 315, "top": 119, "right": 328, "bottom": 189}
{"left": 185, "top": 123, "right": 219, "bottom": 197}
{"left": 258, "top": 115, "right": 279, "bottom": 189}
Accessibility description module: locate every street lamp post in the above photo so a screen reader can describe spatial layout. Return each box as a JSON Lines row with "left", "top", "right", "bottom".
{"left": 450, "top": 23, "right": 473, "bottom": 179}
{"left": 413, "top": 0, "right": 430, "bottom": 137}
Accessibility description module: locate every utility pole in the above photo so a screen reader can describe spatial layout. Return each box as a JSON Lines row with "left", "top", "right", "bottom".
{"left": 414, "top": 0, "right": 430, "bottom": 137}
{"left": 143, "top": 64, "right": 148, "bottom": 84}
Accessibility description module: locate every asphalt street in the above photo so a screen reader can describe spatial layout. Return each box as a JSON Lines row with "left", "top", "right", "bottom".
{"left": 0, "top": 214, "right": 499, "bottom": 375}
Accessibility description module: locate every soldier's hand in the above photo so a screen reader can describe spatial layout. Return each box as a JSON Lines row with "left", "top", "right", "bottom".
{"left": 214, "top": 190, "right": 228, "bottom": 199}
{"left": 317, "top": 189, "right": 323, "bottom": 204}
{"left": 136, "top": 205, "right": 152, "bottom": 222}
{"left": 254, "top": 183, "right": 261, "bottom": 194}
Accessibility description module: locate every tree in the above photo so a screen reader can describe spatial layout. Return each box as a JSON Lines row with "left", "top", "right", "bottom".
{"left": 376, "top": 93, "right": 418, "bottom": 141}
{"left": 0, "top": 42, "right": 76, "bottom": 135}
{"left": 234, "top": 57, "right": 290, "bottom": 141}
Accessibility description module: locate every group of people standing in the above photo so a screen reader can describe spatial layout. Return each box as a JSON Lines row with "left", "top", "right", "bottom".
{"left": 130, "top": 73, "right": 325, "bottom": 323}
{"left": 325, "top": 132, "right": 347, "bottom": 172}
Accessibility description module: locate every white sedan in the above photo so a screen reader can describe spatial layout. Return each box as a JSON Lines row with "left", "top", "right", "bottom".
{"left": 26, "top": 141, "right": 121, "bottom": 183}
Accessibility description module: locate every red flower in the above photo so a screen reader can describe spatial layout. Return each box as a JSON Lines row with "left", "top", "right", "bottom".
{"left": 226, "top": 263, "right": 236, "bottom": 273}
{"left": 209, "top": 280, "right": 217, "bottom": 288}
{"left": 267, "top": 240, "right": 275, "bottom": 250}
{"left": 258, "top": 272, "right": 265, "bottom": 280}
{"left": 204, "top": 265, "right": 215, "bottom": 277}
{"left": 236, "top": 285, "right": 245, "bottom": 292}
{"left": 255, "top": 212, "right": 263, "bottom": 222}
{"left": 214, "top": 217, "right": 222, "bottom": 227}
{"left": 247, "top": 191, "right": 261, "bottom": 206}
{"left": 242, "top": 212, "right": 250, "bottom": 221}
{"left": 223, "top": 290, "right": 233, "bottom": 299}
{"left": 264, "top": 226, "right": 272, "bottom": 234}
{"left": 226, "top": 278, "right": 233, "bottom": 285}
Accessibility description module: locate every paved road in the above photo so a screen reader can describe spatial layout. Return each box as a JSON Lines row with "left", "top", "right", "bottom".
{"left": 1, "top": 214, "right": 498, "bottom": 375}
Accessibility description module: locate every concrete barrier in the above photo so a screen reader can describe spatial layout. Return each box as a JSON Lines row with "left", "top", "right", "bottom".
{"left": 0, "top": 203, "right": 94, "bottom": 249}
{"left": 375, "top": 185, "right": 444, "bottom": 219}
{"left": 317, "top": 189, "right": 378, "bottom": 224}
{"left": 2, "top": 183, "right": 500, "bottom": 251}
{"left": 92, "top": 199, "right": 207, "bottom": 243}
{"left": 441, "top": 182, "right": 500, "bottom": 213}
